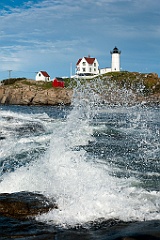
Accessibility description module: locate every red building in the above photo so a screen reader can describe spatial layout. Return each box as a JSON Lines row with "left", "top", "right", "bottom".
{"left": 52, "top": 77, "right": 65, "bottom": 88}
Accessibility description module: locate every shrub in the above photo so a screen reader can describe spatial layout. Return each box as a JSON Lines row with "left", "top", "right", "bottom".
{"left": 1, "top": 78, "right": 27, "bottom": 85}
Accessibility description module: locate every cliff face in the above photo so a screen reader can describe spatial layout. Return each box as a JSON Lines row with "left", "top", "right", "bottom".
{"left": 0, "top": 80, "right": 73, "bottom": 106}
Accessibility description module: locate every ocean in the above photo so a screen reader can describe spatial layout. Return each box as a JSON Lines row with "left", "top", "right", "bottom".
{"left": 0, "top": 82, "right": 160, "bottom": 239}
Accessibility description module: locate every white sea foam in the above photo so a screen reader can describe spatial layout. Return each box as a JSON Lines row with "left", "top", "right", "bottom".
{"left": 0, "top": 83, "right": 159, "bottom": 226}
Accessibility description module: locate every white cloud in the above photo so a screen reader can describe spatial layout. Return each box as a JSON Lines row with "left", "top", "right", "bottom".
{"left": 0, "top": 0, "right": 160, "bottom": 78}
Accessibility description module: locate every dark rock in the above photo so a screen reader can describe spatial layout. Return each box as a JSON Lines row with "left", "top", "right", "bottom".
{"left": 0, "top": 215, "right": 57, "bottom": 239}
{"left": 0, "top": 191, "right": 58, "bottom": 219}
{"left": 0, "top": 216, "right": 160, "bottom": 239}
{"left": 0, "top": 136, "right": 5, "bottom": 140}
{"left": 121, "top": 234, "right": 160, "bottom": 240}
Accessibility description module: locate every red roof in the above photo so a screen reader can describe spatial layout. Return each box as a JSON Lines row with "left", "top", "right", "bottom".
{"left": 84, "top": 57, "right": 95, "bottom": 64}
{"left": 76, "top": 58, "right": 82, "bottom": 65}
{"left": 76, "top": 57, "right": 96, "bottom": 65}
{"left": 40, "top": 71, "right": 50, "bottom": 77}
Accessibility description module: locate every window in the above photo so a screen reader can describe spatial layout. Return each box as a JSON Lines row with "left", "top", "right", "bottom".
{"left": 94, "top": 68, "right": 96, "bottom": 72}
{"left": 83, "top": 68, "right": 86, "bottom": 72}
{"left": 94, "top": 63, "right": 96, "bottom": 66}
{"left": 89, "top": 68, "right": 92, "bottom": 72}
{"left": 82, "top": 62, "right": 86, "bottom": 66}
{"left": 39, "top": 73, "right": 41, "bottom": 76}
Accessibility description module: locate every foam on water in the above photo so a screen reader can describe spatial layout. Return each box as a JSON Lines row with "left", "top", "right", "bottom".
{"left": 0, "top": 82, "right": 159, "bottom": 227}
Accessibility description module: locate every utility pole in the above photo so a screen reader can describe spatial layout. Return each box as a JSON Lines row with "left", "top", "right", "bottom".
{"left": 8, "top": 70, "right": 12, "bottom": 79}
{"left": 70, "top": 63, "right": 72, "bottom": 78}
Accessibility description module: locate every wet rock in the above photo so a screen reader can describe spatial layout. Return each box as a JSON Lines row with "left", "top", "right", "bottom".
{"left": 0, "top": 216, "right": 160, "bottom": 239}
{"left": 77, "top": 219, "right": 160, "bottom": 240}
{"left": 0, "top": 191, "right": 58, "bottom": 219}
{"left": 0, "top": 215, "right": 57, "bottom": 239}
{"left": 0, "top": 136, "right": 5, "bottom": 140}
{"left": 121, "top": 235, "right": 160, "bottom": 240}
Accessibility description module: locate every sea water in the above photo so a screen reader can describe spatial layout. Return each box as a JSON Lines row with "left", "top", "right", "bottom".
{"left": 0, "top": 82, "right": 159, "bottom": 238}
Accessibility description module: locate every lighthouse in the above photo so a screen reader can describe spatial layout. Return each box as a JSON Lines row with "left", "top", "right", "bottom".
{"left": 110, "top": 46, "right": 121, "bottom": 72}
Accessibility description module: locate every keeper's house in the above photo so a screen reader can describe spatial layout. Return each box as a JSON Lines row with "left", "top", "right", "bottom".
{"left": 76, "top": 56, "right": 99, "bottom": 76}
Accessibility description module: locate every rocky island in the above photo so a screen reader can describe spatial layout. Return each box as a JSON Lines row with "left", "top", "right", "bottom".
{"left": 0, "top": 71, "right": 160, "bottom": 106}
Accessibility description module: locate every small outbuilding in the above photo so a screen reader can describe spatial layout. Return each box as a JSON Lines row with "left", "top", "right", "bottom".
{"left": 35, "top": 71, "right": 50, "bottom": 81}
{"left": 52, "top": 77, "right": 65, "bottom": 88}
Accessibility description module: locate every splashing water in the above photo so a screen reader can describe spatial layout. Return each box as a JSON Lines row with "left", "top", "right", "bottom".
{"left": 0, "top": 79, "right": 159, "bottom": 227}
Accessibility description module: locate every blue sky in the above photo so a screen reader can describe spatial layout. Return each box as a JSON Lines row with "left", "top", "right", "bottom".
{"left": 0, "top": 0, "right": 160, "bottom": 80}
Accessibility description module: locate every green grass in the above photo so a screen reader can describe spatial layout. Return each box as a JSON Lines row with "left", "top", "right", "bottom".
{"left": 100, "top": 71, "right": 160, "bottom": 95}
{"left": 1, "top": 72, "right": 160, "bottom": 95}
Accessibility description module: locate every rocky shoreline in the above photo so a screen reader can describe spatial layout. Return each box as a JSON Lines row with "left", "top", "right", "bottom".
{"left": 0, "top": 80, "right": 73, "bottom": 106}
{"left": 0, "top": 75, "right": 160, "bottom": 106}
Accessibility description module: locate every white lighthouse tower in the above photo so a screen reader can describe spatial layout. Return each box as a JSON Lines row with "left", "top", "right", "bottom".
{"left": 110, "top": 46, "right": 121, "bottom": 72}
